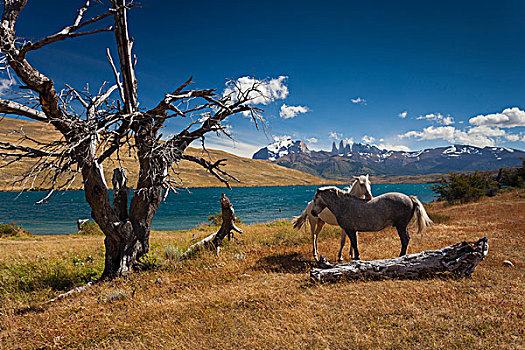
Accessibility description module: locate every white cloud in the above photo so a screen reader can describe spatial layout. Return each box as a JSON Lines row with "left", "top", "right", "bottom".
{"left": 469, "top": 107, "right": 525, "bottom": 128}
{"left": 306, "top": 137, "right": 318, "bottom": 143}
{"left": 452, "top": 130, "right": 495, "bottom": 148}
{"left": 398, "top": 111, "right": 407, "bottom": 118}
{"left": 198, "top": 137, "right": 261, "bottom": 158}
{"left": 416, "top": 113, "right": 455, "bottom": 125}
{"left": 345, "top": 137, "right": 354, "bottom": 145}
{"left": 399, "top": 126, "right": 456, "bottom": 142}
{"left": 223, "top": 76, "right": 289, "bottom": 106}
{"left": 0, "top": 78, "right": 14, "bottom": 96}
{"left": 376, "top": 143, "right": 410, "bottom": 152}
{"left": 505, "top": 134, "right": 520, "bottom": 142}
{"left": 273, "top": 135, "right": 291, "bottom": 142}
{"left": 350, "top": 97, "right": 367, "bottom": 105}
{"left": 362, "top": 135, "right": 376, "bottom": 143}
{"left": 468, "top": 125, "right": 505, "bottom": 137}
{"left": 329, "top": 131, "right": 342, "bottom": 140}
{"left": 399, "top": 125, "right": 500, "bottom": 148}
{"left": 279, "top": 104, "right": 309, "bottom": 119}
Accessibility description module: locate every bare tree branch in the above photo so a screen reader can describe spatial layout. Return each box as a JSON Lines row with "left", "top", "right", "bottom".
{"left": 0, "top": 98, "right": 47, "bottom": 121}
{"left": 181, "top": 155, "right": 240, "bottom": 189}
{"left": 19, "top": 2, "right": 113, "bottom": 55}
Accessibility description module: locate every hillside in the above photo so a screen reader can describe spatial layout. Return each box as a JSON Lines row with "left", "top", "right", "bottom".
{"left": 0, "top": 118, "right": 335, "bottom": 190}
{"left": 1, "top": 189, "right": 524, "bottom": 348}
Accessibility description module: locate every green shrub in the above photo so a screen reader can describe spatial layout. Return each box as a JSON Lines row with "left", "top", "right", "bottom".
{"left": 496, "top": 159, "right": 525, "bottom": 188}
{"left": 0, "top": 223, "right": 32, "bottom": 238}
{"left": 164, "top": 245, "right": 183, "bottom": 262}
{"left": 0, "top": 255, "right": 101, "bottom": 296}
{"left": 431, "top": 171, "right": 499, "bottom": 204}
{"left": 208, "top": 211, "right": 242, "bottom": 226}
{"left": 137, "top": 252, "right": 164, "bottom": 270}
{"left": 76, "top": 220, "right": 103, "bottom": 235}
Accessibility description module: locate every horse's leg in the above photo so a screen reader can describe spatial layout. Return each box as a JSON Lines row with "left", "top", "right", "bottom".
{"left": 396, "top": 225, "right": 410, "bottom": 256}
{"left": 349, "top": 231, "right": 358, "bottom": 258}
{"left": 345, "top": 229, "right": 360, "bottom": 260}
{"left": 312, "top": 220, "right": 325, "bottom": 261}
{"left": 337, "top": 228, "right": 346, "bottom": 262}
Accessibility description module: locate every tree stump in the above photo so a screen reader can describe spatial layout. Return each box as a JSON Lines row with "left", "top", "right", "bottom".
{"left": 310, "top": 237, "right": 489, "bottom": 282}
{"left": 182, "top": 194, "right": 242, "bottom": 258}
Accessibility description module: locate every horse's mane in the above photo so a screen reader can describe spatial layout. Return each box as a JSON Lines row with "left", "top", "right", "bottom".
{"left": 317, "top": 186, "right": 353, "bottom": 198}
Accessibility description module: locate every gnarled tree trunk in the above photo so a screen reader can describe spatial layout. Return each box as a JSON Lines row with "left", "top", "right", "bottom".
{"left": 0, "top": 0, "right": 263, "bottom": 279}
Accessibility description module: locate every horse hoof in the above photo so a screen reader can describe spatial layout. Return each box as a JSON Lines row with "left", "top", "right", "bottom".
{"left": 352, "top": 257, "right": 361, "bottom": 261}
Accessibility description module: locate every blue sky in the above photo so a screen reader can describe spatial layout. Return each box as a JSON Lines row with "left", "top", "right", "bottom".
{"left": 3, "top": 0, "right": 525, "bottom": 156}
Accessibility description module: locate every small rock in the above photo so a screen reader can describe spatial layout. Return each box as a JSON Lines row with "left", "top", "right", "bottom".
{"left": 503, "top": 260, "right": 514, "bottom": 267}
{"left": 241, "top": 273, "right": 251, "bottom": 277}
{"left": 155, "top": 277, "right": 163, "bottom": 284}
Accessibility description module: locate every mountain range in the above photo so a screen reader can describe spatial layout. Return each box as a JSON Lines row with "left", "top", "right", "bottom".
{"left": 253, "top": 139, "right": 525, "bottom": 180}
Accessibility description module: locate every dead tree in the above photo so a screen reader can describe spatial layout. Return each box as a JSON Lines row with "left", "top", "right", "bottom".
{"left": 182, "top": 193, "right": 242, "bottom": 258}
{"left": 310, "top": 238, "right": 489, "bottom": 282}
{"left": 0, "top": 0, "right": 266, "bottom": 279}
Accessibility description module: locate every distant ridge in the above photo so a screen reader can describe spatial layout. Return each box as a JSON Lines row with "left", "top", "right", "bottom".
{"left": 253, "top": 139, "right": 525, "bottom": 179}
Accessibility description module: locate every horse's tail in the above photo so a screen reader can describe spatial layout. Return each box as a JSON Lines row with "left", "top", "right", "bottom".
{"left": 410, "top": 196, "right": 433, "bottom": 234}
{"left": 292, "top": 206, "right": 309, "bottom": 230}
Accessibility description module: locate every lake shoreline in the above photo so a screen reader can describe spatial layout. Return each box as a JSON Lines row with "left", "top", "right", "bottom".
{"left": 0, "top": 184, "right": 437, "bottom": 236}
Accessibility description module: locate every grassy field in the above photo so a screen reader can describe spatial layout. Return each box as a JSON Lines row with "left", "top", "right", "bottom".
{"left": 0, "top": 190, "right": 524, "bottom": 349}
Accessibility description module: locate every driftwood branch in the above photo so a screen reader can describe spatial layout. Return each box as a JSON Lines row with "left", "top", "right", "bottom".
{"left": 182, "top": 194, "right": 242, "bottom": 258}
{"left": 311, "top": 238, "right": 489, "bottom": 282}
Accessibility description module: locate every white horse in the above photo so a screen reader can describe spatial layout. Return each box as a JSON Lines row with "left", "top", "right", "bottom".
{"left": 293, "top": 175, "right": 373, "bottom": 262}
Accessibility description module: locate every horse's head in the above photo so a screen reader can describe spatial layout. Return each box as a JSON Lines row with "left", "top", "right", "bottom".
{"left": 352, "top": 174, "right": 373, "bottom": 200}
{"left": 310, "top": 188, "right": 329, "bottom": 217}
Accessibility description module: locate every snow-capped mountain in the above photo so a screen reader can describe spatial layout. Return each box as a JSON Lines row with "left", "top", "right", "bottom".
{"left": 254, "top": 141, "right": 525, "bottom": 178}
{"left": 252, "top": 137, "right": 310, "bottom": 161}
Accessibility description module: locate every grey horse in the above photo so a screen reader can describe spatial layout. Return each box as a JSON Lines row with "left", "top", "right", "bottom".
{"left": 293, "top": 175, "right": 373, "bottom": 262}
{"left": 310, "top": 186, "right": 432, "bottom": 260}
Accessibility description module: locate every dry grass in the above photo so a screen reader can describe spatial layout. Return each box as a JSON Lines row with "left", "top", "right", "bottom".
{"left": 0, "top": 190, "right": 524, "bottom": 349}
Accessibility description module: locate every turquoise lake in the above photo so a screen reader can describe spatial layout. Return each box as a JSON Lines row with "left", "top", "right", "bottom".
{"left": 0, "top": 184, "right": 436, "bottom": 235}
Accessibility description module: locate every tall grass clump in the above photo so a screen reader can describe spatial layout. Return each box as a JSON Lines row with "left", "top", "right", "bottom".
{"left": 76, "top": 220, "right": 103, "bottom": 235}
{"left": 164, "top": 245, "right": 183, "bottom": 262}
{"left": 0, "top": 254, "right": 102, "bottom": 298}
{"left": 0, "top": 223, "right": 32, "bottom": 238}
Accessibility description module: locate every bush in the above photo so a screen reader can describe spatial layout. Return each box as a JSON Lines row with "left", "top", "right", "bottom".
{"left": 208, "top": 211, "right": 242, "bottom": 226}
{"left": 137, "top": 252, "right": 164, "bottom": 270}
{"left": 0, "top": 223, "right": 32, "bottom": 238}
{"left": 431, "top": 171, "right": 499, "bottom": 204}
{"left": 164, "top": 245, "right": 183, "bottom": 262}
{"left": 496, "top": 159, "right": 525, "bottom": 188}
{"left": 76, "top": 220, "right": 103, "bottom": 235}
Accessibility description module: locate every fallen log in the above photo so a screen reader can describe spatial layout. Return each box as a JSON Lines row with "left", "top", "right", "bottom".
{"left": 310, "top": 237, "right": 488, "bottom": 282}
{"left": 182, "top": 193, "right": 242, "bottom": 258}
